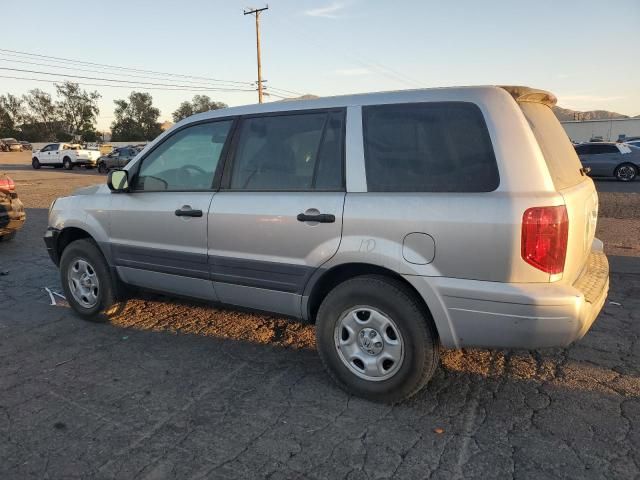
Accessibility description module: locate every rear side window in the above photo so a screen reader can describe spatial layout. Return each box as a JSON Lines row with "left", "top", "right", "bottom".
{"left": 520, "top": 102, "right": 584, "bottom": 190}
{"left": 229, "top": 110, "right": 344, "bottom": 191}
{"left": 362, "top": 102, "right": 499, "bottom": 192}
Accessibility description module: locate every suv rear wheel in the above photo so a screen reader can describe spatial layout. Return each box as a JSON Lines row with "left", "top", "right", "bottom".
{"left": 60, "top": 239, "right": 126, "bottom": 322}
{"left": 615, "top": 163, "right": 637, "bottom": 182}
{"left": 316, "top": 275, "right": 439, "bottom": 403}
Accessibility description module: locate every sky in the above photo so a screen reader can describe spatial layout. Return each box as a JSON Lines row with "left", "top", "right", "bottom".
{"left": 1, "top": 0, "right": 638, "bottom": 131}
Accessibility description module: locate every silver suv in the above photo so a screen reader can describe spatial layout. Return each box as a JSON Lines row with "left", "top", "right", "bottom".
{"left": 44, "top": 86, "right": 609, "bottom": 402}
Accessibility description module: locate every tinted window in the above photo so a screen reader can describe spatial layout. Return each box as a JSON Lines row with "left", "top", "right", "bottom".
{"left": 591, "top": 145, "right": 619, "bottom": 155}
{"left": 134, "top": 120, "right": 232, "bottom": 191}
{"left": 230, "top": 111, "right": 344, "bottom": 190}
{"left": 575, "top": 145, "right": 589, "bottom": 155}
{"left": 362, "top": 102, "right": 499, "bottom": 192}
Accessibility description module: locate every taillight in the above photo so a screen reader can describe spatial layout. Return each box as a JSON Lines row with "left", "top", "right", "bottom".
{"left": 521, "top": 206, "right": 569, "bottom": 275}
{"left": 0, "top": 176, "right": 15, "bottom": 191}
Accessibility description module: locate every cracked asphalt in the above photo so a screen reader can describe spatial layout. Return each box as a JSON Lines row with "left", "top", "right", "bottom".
{"left": 1, "top": 152, "right": 639, "bottom": 479}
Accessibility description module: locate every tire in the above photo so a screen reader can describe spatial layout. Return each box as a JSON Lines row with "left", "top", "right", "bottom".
{"left": 316, "top": 275, "right": 440, "bottom": 403}
{"left": 97, "top": 163, "right": 107, "bottom": 174}
{"left": 0, "top": 232, "right": 16, "bottom": 242}
{"left": 59, "top": 238, "right": 126, "bottom": 322}
{"left": 63, "top": 157, "right": 73, "bottom": 170}
{"left": 615, "top": 163, "right": 637, "bottom": 182}
{"left": 32, "top": 157, "right": 41, "bottom": 169}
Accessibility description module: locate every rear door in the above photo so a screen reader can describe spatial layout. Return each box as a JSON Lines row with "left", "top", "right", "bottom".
{"left": 109, "top": 119, "right": 234, "bottom": 300}
{"left": 520, "top": 103, "right": 598, "bottom": 284}
{"left": 208, "top": 109, "right": 346, "bottom": 317}
{"left": 590, "top": 144, "right": 621, "bottom": 176}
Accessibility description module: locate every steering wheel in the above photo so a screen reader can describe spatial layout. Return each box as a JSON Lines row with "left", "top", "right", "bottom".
{"left": 181, "top": 164, "right": 208, "bottom": 176}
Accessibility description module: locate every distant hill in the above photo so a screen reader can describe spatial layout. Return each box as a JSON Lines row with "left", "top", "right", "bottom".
{"left": 553, "top": 106, "right": 630, "bottom": 122}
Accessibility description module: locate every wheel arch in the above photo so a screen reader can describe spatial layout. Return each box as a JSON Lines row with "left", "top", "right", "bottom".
{"left": 56, "top": 227, "right": 95, "bottom": 261}
{"left": 303, "top": 262, "right": 443, "bottom": 340}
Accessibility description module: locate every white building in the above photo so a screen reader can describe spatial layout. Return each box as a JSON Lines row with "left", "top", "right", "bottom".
{"left": 561, "top": 118, "right": 640, "bottom": 143}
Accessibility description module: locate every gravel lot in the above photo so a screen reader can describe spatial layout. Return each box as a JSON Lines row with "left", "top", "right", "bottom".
{"left": 1, "top": 152, "right": 639, "bottom": 479}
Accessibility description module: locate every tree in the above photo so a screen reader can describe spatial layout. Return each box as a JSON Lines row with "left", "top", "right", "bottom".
{"left": 111, "top": 92, "right": 163, "bottom": 141}
{"left": 22, "top": 89, "right": 58, "bottom": 140}
{"left": 172, "top": 95, "right": 227, "bottom": 122}
{"left": 0, "top": 94, "right": 26, "bottom": 137}
{"left": 55, "top": 82, "right": 100, "bottom": 137}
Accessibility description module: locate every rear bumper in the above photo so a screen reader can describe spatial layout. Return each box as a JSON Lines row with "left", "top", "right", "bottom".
{"left": 0, "top": 194, "right": 26, "bottom": 237}
{"left": 406, "top": 242, "right": 609, "bottom": 349}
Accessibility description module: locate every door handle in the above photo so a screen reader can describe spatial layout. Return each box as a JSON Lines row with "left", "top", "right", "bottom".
{"left": 175, "top": 206, "right": 203, "bottom": 217}
{"left": 297, "top": 213, "right": 335, "bottom": 223}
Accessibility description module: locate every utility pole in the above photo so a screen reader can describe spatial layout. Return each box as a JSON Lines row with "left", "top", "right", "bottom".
{"left": 244, "top": 5, "right": 269, "bottom": 103}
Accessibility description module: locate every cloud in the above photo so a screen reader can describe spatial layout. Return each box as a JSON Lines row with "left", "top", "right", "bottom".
{"left": 335, "top": 68, "right": 370, "bottom": 76}
{"left": 304, "top": 2, "right": 346, "bottom": 18}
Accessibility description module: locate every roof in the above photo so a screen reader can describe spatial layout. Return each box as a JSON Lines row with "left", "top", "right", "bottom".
{"left": 180, "top": 85, "right": 555, "bottom": 126}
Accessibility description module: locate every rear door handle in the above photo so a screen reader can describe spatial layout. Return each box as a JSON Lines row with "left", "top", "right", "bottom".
{"left": 297, "top": 213, "right": 335, "bottom": 223}
{"left": 175, "top": 206, "right": 203, "bottom": 217}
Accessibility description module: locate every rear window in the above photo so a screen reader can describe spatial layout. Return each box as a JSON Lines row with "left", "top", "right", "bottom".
{"left": 362, "top": 102, "right": 499, "bottom": 192}
{"left": 520, "top": 102, "right": 584, "bottom": 190}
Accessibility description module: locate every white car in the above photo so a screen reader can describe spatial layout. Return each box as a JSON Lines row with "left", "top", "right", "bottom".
{"left": 31, "top": 143, "right": 101, "bottom": 170}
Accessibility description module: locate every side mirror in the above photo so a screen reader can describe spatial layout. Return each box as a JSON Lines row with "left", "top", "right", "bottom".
{"left": 107, "top": 169, "right": 129, "bottom": 192}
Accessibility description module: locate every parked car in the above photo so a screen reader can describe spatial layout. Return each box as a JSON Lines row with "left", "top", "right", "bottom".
{"left": 0, "top": 173, "right": 26, "bottom": 241}
{"left": 19, "top": 141, "right": 32, "bottom": 151}
{"left": 31, "top": 143, "right": 102, "bottom": 170}
{"left": 44, "top": 86, "right": 609, "bottom": 402}
{"left": 0, "top": 140, "right": 8, "bottom": 152}
{"left": 574, "top": 142, "right": 639, "bottom": 181}
{"left": 97, "top": 147, "right": 138, "bottom": 174}
{"left": 1, "top": 138, "right": 23, "bottom": 152}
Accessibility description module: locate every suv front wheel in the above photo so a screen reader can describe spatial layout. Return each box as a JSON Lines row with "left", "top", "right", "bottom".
{"left": 60, "top": 239, "right": 125, "bottom": 322}
{"left": 316, "top": 275, "right": 440, "bottom": 403}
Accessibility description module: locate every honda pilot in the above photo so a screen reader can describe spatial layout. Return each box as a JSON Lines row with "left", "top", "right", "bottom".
{"left": 44, "top": 86, "right": 609, "bottom": 402}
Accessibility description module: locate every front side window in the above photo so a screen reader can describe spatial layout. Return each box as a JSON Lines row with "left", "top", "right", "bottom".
{"left": 134, "top": 120, "right": 232, "bottom": 191}
{"left": 362, "top": 102, "right": 499, "bottom": 192}
{"left": 229, "top": 111, "right": 344, "bottom": 191}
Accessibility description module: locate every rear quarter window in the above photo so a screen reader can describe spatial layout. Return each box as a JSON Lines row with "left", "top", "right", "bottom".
{"left": 362, "top": 102, "right": 499, "bottom": 192}
{"left": 520, "top": 102, "right": 585, "bottom": 190}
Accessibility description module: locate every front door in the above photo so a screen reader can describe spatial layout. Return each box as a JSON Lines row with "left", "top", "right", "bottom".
{"left": 109, "top": 119, "right": 234, "bottom": 300}
{"left": 208, "top": 110, "right": 346, "bottom": 317}
{"left": 50, "top": 144, "right": 63, "bottom": 165}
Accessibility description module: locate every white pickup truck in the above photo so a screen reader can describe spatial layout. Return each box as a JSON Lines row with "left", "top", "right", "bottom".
{"left": 31, "top": 143, "right": 101, "bottom": 170}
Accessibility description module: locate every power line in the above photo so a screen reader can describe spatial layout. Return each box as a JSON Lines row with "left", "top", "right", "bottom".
{"left": 0, "top": 48, "right": 255, "bottom": 86}
{"left": 0, "top": 67, "right": 255, "bottom": 91}
{"left": 0, "top": 74, "right": 255, "bottom": 93}
{"left": 0, "top": 48, "right": 305, "bottom": 100}
{"left": 0, "top": 56, "right": 254, "bottom": 89}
